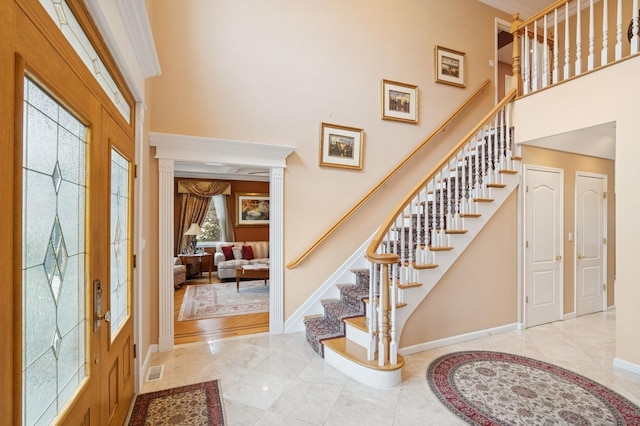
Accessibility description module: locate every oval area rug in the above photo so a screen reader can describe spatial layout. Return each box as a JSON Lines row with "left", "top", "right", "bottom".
{"left": 427, "top": 351, "right": 640, "bottom": 425}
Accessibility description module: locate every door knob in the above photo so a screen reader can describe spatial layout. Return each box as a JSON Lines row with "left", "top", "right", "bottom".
{"left": 578, "top": 254, "right": 583, "bottom": 260}
{"left": 556, "top": 255, "right": 562, "bottom": 261}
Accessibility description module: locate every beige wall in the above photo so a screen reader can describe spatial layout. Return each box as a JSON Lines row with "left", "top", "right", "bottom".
{"left": 513, "top": 55, "right": 640, "bottom": 366}
{"left": 148, "top": 0, "right": 512, "bottom": 321}
{"left": 521, "top": 146, "right": 615, "bottom": 313}
{"left": 401, "top": 192, "right": 518, "bottom": 346}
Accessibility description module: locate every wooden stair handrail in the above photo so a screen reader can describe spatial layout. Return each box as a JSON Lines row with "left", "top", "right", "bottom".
{"left": 286, "top": 78, "right": 491, "bottom": 269}
{"left": 515, "top": 0, "right": 570, "bottom": 31}
{"left": 366, "top": 88, "right": 517, "bottom": 264}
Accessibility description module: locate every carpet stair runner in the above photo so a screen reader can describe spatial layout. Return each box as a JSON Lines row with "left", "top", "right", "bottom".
{"left": 304, "top": 269, "right": 370, "bottom": 357}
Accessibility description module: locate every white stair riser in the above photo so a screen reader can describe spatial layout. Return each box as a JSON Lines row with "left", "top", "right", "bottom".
{"left": 324, "top": 345, "right": 401, "bottom": 389}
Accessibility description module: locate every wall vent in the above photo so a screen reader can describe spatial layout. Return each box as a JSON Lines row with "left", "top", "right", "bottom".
{"left": 145, "top": 365, "right": 164, "bottom": 382}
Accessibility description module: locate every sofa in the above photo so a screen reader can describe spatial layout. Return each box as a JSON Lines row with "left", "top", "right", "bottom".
{"left": 213, "top": 241, "right": 269, "bottom": 280}
{"left": 174, "top": 257, "right": 187, "bottom": 288}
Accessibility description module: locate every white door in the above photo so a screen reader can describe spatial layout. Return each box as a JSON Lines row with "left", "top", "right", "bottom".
{"left": 524, "top": 166, "right": 563, "bottom": 327}
{"left": 576, "top": 173, "right": 607, "bottom": 316}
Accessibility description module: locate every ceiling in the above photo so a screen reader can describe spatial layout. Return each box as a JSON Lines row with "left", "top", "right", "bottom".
{"left": 478, "top": 0, "right": 559, "bottom": 20}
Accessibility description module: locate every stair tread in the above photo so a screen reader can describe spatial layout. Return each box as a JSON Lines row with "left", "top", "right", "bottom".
{"left": 397, "top": 281, "right": 423, "bottom": 289}
{"left": 487, "top": 183, "right": 507, "bottom": 188}
{"left": 499, "top": 169, "right": 518, "bottom": 174}
{"left": 474, "top": 197, "right": 494, "bottom": 203}
{"left": 303, "top": 317, "right": 344, "bottom": 342}
{"left": 323, "top": 337, "right": 404, "bottom": 371}
{"left": 429, "top": 246, "right": 454, "bottom": 252}
{"left": 412, "top": 263, "right": 438, "bottom": 270}
{"left": 460, "top": 213, "right": 481, "bottom": 218}
{"left": 322, "top": 299, "right": 363, "bottom": 319}
{"left": 343, "top": 315, "right": 368, "bottom": 331}
{"left": 445, "top": 229, "right": 467, "bottom": 234}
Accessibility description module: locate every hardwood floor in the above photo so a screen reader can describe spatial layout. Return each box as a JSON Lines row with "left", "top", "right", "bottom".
{"left": 174, "top": 275, "right": 269, "bottom": 345}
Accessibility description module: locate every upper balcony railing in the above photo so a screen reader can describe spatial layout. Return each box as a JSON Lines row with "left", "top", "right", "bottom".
{"left": 511, "top": 0, "right": 639, "bottom": 96}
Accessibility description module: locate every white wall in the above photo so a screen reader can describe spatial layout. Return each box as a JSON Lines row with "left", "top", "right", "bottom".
{"left": 513, "top": 55, "right": 640, "bottom": 367}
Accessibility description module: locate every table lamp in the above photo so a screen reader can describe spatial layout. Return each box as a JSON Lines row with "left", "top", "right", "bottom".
{"left": 184, "top": 223, "right": 204, "bottom": 253}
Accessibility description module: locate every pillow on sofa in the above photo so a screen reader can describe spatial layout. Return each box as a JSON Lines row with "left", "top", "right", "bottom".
{"left": 232, "top": 246, "right": 243, "bottom": 260}
{"left": 221, "top": 245, "right": 234, "bottom": 260}
{"left": 242, "top": 245, "right": 255, "bottom": 260}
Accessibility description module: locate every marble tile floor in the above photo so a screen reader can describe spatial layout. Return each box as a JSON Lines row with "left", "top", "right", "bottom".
{"left": 140, "top": 311, "right": 640, "bottom": 425}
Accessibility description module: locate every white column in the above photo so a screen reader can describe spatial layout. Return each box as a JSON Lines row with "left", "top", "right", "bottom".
{"left": 158, "top": 159, "right": 175, "bottom": 351}
{"left": 575, "top": 0, "right": 583, "bottom": 76}
{"left": 588, "top": 0, "right": 595, "bottom": 70}
{"left": 616, "top": 0, "right": 623, "bottom": 59}
{"left": 269, "top": 167, "right": 285, "bottom": 333}
{"left": 632, "top": 0, "right": 640, "bottom": 54}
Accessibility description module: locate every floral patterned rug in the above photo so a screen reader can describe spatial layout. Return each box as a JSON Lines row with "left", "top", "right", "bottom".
{"left": 427, "top": 351, "right": 640, "bottom": 425}
{"left": 128, "top": 380, "right": 225, "bottom": 425}
{"left": 178, "top": 281, "right": 269, "bottom": 321}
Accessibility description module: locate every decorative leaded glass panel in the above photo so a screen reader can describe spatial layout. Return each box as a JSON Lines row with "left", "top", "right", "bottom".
{"left": 22, "top": 78, "right": 87, "bottom": 426}
{"left": 110, "top": 149, "right": 130, "bottom": 338}
{"left": 38, "top": 0, "right": 131, "bottom": 123}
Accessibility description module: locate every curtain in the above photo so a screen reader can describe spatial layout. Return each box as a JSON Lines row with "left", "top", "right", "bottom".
{"left": 175, "top": 180, "right": 231, "bottom": 255}
{"left": 213, "top": 194, "right": 235, "bottom": 242}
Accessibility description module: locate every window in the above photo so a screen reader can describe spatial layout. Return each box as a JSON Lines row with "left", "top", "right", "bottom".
{"left": 198, "top": 199, "right": 221, "bottom": 242}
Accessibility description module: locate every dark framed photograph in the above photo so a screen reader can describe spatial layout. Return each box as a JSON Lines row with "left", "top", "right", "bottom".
{"left": 381, "top": 79, "right": 418, "bottom": 123}
{"left": 319, "top": 122, "right": 364, "bottom": 170}
{"left": 236, "top": 192, "right": 269, "bottom": 226}
{"left": 435, "top": 45, "right": 466, "bottom": 88}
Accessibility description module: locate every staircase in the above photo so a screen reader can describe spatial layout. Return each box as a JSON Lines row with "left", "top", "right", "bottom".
{"left": 303, "top": 91, "right": 520, "bottom": 388}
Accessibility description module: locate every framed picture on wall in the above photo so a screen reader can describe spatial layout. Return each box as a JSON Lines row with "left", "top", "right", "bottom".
{"left": 435, "top": 45, "right": 466, "bottom": 88}
{"left": 236, "top": 192, "right": 269, "bottom": 226}
{"left": 319, "top": 122, "right": 364, "bottom": 170}
{"left": 381, "top": 79, "right": 418, "bottom": 123}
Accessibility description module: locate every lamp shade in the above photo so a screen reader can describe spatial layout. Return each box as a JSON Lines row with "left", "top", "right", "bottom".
{"left": 184, "top": 223, "right": 204, "bottom": 236}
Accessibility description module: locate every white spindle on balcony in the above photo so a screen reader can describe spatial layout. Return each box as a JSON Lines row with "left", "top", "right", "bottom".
{"left": 513, "top": 0, "right": 639, "bottom": 97}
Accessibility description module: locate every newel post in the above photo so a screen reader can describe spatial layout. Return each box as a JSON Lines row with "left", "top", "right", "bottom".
{"left": 511, "top": 13, "right": 523, "bottom": 96}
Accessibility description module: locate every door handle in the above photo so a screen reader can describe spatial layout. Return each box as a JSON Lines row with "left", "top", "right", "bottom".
{"left": 94, "top": 279, "right": 111, "bottom": 331}
{"left": 578, "top": 254, "right": 583, "bottom": 260}
{"left": 555, "top": 255, "right": 562, "bottom": 261}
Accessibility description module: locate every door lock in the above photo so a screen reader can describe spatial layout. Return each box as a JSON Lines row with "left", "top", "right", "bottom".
{"left": 94, "top": 279, "right": 111, "bottom": 331}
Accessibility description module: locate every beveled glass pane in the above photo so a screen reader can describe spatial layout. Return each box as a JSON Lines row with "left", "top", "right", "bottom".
{"left": 24, "top": 350, "right": 57, "bottom": 426}
{"left": 23, "top": 77, "right": 87, "bottom": 426}
{"left": 25, "top": 105, "right": 57, "bottom": 176}
{"left": 23, "top": 170, "right": 56, "bottom": 269}
{"left": 23, "top": 266, "right": 57, "bottom": 367}
{"left": 110, "top": 149, "right": 130, "bottom": 338}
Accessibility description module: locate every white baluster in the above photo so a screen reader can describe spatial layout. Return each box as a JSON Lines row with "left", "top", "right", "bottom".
{"left": 543, "top": 15, "right": 549, "bottom": 88}
{"left": 632, "top": 0, "right": 640, "bottom": 54}
{"left": 553, "top": 8, "right": 559, "bottom": 83}
{"left": 565, "top": 2, "right": 571, "bottom": 79}
{"left": 438, "top": 170, "right": 445, "bottom": 246}
{"left": 446, "top": 158, "right": 452, "bottom": 229}
{"left": 576, "top": 0, "right": 582, "bottom": 75}
{"left": 367, "top": 262, "right": 377, "bottom": 361}
{"left": 602, "top": 0, "right": 609, "bottom": 66}
{"left": 398, "top": 215, "right": 405, "bottom": 285}
{"left": 377, "top": 265, "right": 386, "bottom": 367}
{"left": 532, "top": 23, "right": 539, "bottom": 91}
{"left": 616, "top": 0, "right": 623, "bottom": 59}
{"left": 453, "top": 153, "right": 460, "bottom": 229}
{"left": 430, "top": 177, "right": 437, "bottom": 248}
{"left": 523, "top": 25, "right": 530, "bottom": 94}
{"left": 460, "top": 148, "right": 467, "bottom": 215}
{"left": 389, "top": 271, "right": 397, "bottom": 365}
{"left": 480, "top": 127, "right": 488, "bottom": 198}
{"left": 588, "top": 0, "right": 595, "bottom": 70}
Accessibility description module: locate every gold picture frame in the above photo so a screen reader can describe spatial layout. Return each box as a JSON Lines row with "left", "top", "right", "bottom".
{"left": 435, "top": 45, "right": 466, "bottom": 88}
{"left": 235, "top": 192, "right": 269, "bottom": 227}
{"left": 381, "top": 79, "right": 418, "bottom": 123}
{"left": 319, "top": 122, "right": 364, "bottom": 170}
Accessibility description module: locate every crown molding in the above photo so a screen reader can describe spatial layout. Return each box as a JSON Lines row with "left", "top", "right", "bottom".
{"left": 115, "top": 0, "right": 161, "bottom": 78}
{"left": 149, "top": 132, "right": 296, "bottom": 169}
{"left": 84, "top": 0, "right": 160, "bottom": 101}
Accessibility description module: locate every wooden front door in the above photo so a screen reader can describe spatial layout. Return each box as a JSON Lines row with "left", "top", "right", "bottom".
{"left": 3, "top": 0, "right": 136, "bottom": 424}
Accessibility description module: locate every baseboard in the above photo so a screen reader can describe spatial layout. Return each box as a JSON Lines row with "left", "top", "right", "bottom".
{"left": 398, "top": 323, "right": 518, "bottom": 356}
{"left": 607, "top": 305, "right": 616, "bottom": 311}
{"left": 284, "top": 235, "right": 373, "bottom": 333}
{"left": 563, "top": 312, "right": 576, "bottom": 321}
{"left": 140, "top": 344, "right": 159, "bottom": 386}
{"left": 613, "top": 357, "right": 640, "bottom": 376}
